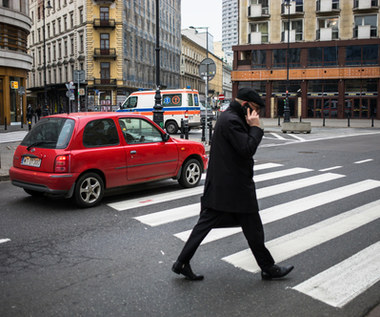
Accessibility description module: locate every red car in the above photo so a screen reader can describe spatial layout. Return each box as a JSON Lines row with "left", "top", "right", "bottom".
{"left": 10, "top": 112, "right": 208, "bottom": 208}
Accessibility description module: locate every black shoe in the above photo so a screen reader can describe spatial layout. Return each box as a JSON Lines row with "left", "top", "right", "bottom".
{"left": 261, "top": 264, "right": 294, "bottom": 280}
{"left": 172, "top": 261, "right": 204, "bottom": 281}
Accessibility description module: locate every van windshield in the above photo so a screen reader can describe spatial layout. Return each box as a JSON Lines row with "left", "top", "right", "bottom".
{"left": 121, "top": 96, "right": 137, "bottom": 109}
{"left": 21, "top": 118, "right": 75, "bottom": 149}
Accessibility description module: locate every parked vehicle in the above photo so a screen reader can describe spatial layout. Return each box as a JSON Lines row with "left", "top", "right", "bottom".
{"left": 10, "top": 112, "right": 208, "bottom": 208}
{"left": 117, "top": 89, "right": 201, "bottom": 134}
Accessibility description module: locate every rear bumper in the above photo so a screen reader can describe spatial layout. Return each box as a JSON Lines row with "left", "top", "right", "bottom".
{"left": 10, "top": 167, "right": 78, "bottom": 197}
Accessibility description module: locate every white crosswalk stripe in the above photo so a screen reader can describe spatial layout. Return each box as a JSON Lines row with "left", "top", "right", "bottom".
{"left": 107, "top": 161, "right": 380, "bottom": 308}
{"left": 0, "top": 131, "right": 27, "bottom": 144}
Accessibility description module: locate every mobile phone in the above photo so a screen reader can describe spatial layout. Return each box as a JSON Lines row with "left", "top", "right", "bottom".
{"left": 243, "top": 104, "right": 251, "bottom": 115}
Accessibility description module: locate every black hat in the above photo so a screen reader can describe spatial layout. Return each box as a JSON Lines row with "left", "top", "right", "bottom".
{"left": 237, "top": 88, "right": 265, "bottom": 108}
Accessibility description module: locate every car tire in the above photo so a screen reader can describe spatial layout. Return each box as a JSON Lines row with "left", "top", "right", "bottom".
{"left": 178, "top": 158, "right": 202, "bottom": 188}
{"left": 165, "top": 120, "right": 178, "bottom": 134}
{"left": 74, "top": 172, "right": 104, "bottom": 208}
{"left": 24, "top": 188, "right": 44, "bottom": 196}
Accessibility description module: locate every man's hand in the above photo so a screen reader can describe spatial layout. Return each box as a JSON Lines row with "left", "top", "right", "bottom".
{"left": 245, "top": 108, "right": 261, "bottom": 127}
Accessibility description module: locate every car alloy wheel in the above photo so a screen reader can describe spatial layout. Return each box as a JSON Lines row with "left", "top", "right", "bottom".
{"left": 178, "top": 158, "right": 202, "bottom": 188}
{"left": 74, "top": 172, "right": 104, "bottom": 208}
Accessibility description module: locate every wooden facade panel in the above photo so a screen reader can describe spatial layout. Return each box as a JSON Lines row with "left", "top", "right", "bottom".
{"left": 232, "top": 67, "right": 380, "bottom": 81}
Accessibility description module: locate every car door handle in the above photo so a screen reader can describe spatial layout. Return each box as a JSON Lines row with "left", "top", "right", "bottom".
{"left": 130, "top": 150, "right": 137, "bottom": 154}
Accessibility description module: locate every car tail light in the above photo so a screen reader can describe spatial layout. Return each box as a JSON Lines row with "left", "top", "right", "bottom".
{"left": 184, "top": 110, "right": 188, "bottom": 118}
{"left": 54, "top": 155, "right": 70, "bottom": 173}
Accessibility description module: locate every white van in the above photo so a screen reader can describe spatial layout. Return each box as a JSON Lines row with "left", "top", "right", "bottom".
{"left": 117, "top": 89, "right": 201, "bottom": 134}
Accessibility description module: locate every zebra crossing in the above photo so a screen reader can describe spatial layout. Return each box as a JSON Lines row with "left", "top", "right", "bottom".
{"left": 106, "top": 161, "right": 380, "bottom": 309}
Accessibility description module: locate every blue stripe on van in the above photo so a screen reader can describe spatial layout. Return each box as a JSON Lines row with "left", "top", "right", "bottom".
{"left": 117, "top": 107, "right": 201, "bottom": 112}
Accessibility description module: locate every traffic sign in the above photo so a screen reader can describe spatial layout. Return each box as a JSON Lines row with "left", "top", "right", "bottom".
{"left": 199, "top": 58, "right": 216, "bottom": 81}
{"left": 18, "top": 87, "right": 26, "bottom": 95}
{"left": 65, "top": 82, "right": 75, "bottom": 90}
{"left": 73, "top": 70, "right": 86, "bottom": 83}
{"left": 219, "top": 94, "right": 225, "bottom": 101}
{"left": 11, "top": 81, "right": 19, "bottom": 89}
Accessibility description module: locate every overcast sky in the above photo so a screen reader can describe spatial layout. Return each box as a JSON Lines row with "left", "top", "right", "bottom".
{"left": 181, "top": 0, "right": 222, "bottom": 41}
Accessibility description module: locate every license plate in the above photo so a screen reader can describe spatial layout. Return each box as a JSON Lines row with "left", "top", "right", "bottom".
{"left": 21, "top": 156, "right": 41, "bottom": 167}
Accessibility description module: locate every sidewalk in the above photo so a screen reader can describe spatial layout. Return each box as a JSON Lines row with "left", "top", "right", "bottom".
{"left": 1, "top": 118, "right": 379, "bottom": 181}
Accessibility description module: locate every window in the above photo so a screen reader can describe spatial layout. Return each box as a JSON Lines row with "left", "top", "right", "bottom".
{"left": 79, "top": 7, "right": 83, "bottom": 24}
{"left": 250, "top": 22, "right": 269, "bottom": 43}
{"left": 100, "top": 7, "right": 109, "bottom": 21}
{"left": 100, "top": 33, "right": 110, "bottom": 49}
{"left": 83, "top": 119, "right": 119, "bottom": 147}
{"left": 317, "top": 18, "right": 339, "bottom": 40}
{"left": 121, "top": 96, "right": 138, "bottom": 109}
{"left": 346, "top": 45, "right": 378, "bottom": 65}
{"left": 118, "top": 118, "right": 163, "bottom": 144}
{"left": 283, "top": 20, "right": 303, "bottom": 41}
{"left": 79, "top": 33, "right": 84, "bottom": 52}
{"left": 252, "top": 50, "right": 266, "bottom": 68}
{"left": 308, "top": 47, "right": 338, "bottom": 67}
{"left": 273, "top": 48, "right": 301, "bottom": 68}
{"left": 354, "top": 15, "right": 377, "bottom": 38}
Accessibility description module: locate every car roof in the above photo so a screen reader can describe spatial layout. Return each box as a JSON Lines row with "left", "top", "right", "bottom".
{"left": 44, "top": 112, "right": 147, "bottom": 121}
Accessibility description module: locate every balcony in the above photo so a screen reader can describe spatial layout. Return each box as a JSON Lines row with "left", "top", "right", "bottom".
{"left": 316, "top": 27, "right": 339, "bottom": 40}
{"left": 281, "top": 1, "right": 304, "bottom": 17}
{"left": 93, "top": 19, "right": 116, "bottom": 28}
{"left": 248, "top": 4, "right": 270, "bottom": 20}
{"left": 248, "top": 32, "right": 269, "bottom": 44}
{"left": 353, "top": 25, "right": 377, "bottom": 38}
{"left": 93, "top": 48, "right": 117, "bottom": 59}
{"left": 93, "top": 78, "right": 117, "bottom": 86}
{"left": 353, "top": 0, "right": 379, "bottom": 11}
{"left": 316, "top": 0, "right": 340, "bottom": 15}
{"left": 281, "top": 29, "right": 297, "bottom": 42}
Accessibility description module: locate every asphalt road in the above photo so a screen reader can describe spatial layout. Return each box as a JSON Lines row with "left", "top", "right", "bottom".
{"left": 0, "top": 132, "right": 379, "bottom": 317}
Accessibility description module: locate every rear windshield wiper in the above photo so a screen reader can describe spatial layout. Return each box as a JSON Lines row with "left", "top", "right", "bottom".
{"left": 27, "top": 141, "right": 56, "bottom": 151}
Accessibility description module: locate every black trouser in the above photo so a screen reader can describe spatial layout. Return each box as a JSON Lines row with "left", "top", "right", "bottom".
{"left": 177, "top": 209, "right": 275, "bottom": 270}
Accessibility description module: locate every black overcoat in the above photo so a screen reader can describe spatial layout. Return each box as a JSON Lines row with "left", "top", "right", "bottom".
{"left": 201, "top": 101, "right": 263, "bottom": 214}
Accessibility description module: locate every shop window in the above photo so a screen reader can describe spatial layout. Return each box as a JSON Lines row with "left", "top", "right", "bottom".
{"left": 308, "top": 47, "right": 338, "bottom": 67}
{"left": 251, "top": 50, "right": 266, "bottom": 69}
{"left": 273, "top": 48, "right": 301, "bottom": 68}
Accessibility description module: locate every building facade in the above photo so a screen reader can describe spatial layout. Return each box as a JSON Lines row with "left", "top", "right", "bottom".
{"left": 27, "top": 0, "right": 181, "bottom": 113}
{"left": 222, "top": 0, "right": 238, "bottom": 65}
{"left": 0, "top": 0, "right": 32, "bottom": 125}
{"left": 180, "top": 33, "right": 224, "bottom": 107}
{"left": 233, "top": 0, "right": 380, "bottom": 119}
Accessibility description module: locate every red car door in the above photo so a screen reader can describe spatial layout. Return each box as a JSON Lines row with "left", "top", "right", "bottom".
{"left": 118, "top": 117, "right": 178, "bottom": 182}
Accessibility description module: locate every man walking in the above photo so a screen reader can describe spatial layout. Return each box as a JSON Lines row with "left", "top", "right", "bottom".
{"left": 172, "top": 88, "right": 294, "bottom": 281}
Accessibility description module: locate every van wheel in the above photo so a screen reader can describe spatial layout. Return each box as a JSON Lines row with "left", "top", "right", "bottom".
{"left": 74, "top": 172, "right": 104, "bottom": 208}
{"left": 165, "top": 121, "right": 178, "bottom": 134}
{"left": 178, "top": 159, "right": 202, "bottom": 188}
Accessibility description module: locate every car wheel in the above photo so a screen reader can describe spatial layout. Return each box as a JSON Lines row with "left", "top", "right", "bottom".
{"left": 24, "top": 188, "right": 44, "bottom": 196}
{"left": 165, "top": 121, "right": 178, "bottom": 134}
{"left": 178, "top": 159, "right": 202, "bottom": 188}
{"left": 74, "top": 172, "right": 104, "bottom": 208}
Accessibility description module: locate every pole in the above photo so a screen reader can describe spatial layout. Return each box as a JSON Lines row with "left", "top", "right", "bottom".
{"left": 205, "top": 28, "right": 209, "bottom": 143}
{"left": 42, "top": 1, "right": 48, "bottom": 116}
{"left": 153, "top": 0, "right": 164, "bottom": 128}
{"left": 284, "top": 0, "right": 291, "bottom": 123}
{"left": 77, "top": 71, "right": 80, "bottom": 112}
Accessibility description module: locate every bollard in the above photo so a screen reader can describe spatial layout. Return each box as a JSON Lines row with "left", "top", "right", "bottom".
{"left": 201, "top": 117, "right": 206, "bottom": 142}
{"left": 184, "top": 119, "right": 189, "bottom": 140}
{"left": 180, "top": 119, "right": 184, "bottom": 139}
{"left": 371, "top": 115, "right": 374, "bottom": 128}
{"left": 278, "top": 116, "right": 281, "bottom": 126}
{"left": 208, "top": 121, "right": 213, "bottom": 145}
{"left": 299, "top": 116, "right": 302, "bottom": 122}
{"left": 323, "top": 116, "right": 326, "bottom": 127}
{"left": 21, "top": 117, "right": 23, "bottom": 129}
{"left": 4, "top": 117, "right": 7, "bottom": 130}
{"left": 347, "top": 114, "right": 350, "bottom": 127}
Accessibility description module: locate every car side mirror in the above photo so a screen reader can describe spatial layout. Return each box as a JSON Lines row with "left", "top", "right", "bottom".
{"left": 163, "top": 133, "right": 170, "bottom": 142}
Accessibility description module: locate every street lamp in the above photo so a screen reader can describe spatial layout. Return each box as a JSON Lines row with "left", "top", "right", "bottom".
{"left": 190, "top": 26, "right": 209, "bottom": 143}
{"left": 42, "top": 0, "right": 52, "bottom": 116}
{"left": 283, "top": 0, "right": 291, "bottom": 123}
{"left": 153, "top": 0, "right": 164, "bottom": 128}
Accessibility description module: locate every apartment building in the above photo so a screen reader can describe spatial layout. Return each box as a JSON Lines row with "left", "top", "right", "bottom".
{"left": 28, "top": 0, "right": 181, "bottom": 113}
{"left": 233, "top": 0, "right": 380, "bottom": 119}
{"left": 0, "top": 0, "right": 32, "bottom": 125}
{"left": 222, "top": 0, "right": 238, "bottom": 65}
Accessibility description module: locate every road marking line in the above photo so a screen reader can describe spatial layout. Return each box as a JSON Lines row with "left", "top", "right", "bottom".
{"left": 255, "top": 168, "right": 312, "bottom": 182}
{"left": 0, "top": 238, "right": 11, "bottom": 244}
{"left": 109, "top": 163, "right": 286, "bottom": 211}
{"left": 293, "top": 241, "right": 380, "bottom": 308}
{"left": 175, "top": 179, "right": 380, "bottom": 244}
{"left": 354, "top": 159, "right": 373, "bottom": 164}
{"left": 287, "top": 134, "right": 305, "bottom": 141}
{"left": 222, "top": 199, "right": 380, "bottom": 274}
{"left": 319, "top": 166, "right": 342, "bottom": 172}
{"left": 270, "top": 133, "right": 287, "bottom": 140}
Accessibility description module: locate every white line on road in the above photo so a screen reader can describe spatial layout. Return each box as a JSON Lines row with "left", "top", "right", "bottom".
{"left": 175, "top": 179, "right": 380, "bottom": 244}
{"left": 270, "top": 133, "right": 287, "bottom": 140}
{"left": 293, "top": 241, "right": 380, "bottom": 308}
{"left": 319, "top": 166, "right": 342, "bottom": 172}
{"left": 287, "top": 134, "right": 306, "bottom": 141}
{"left": 222, "top": 199, "right": 380, "bottom": 275}
{"left": 0, "top": 238, "right": 11, "bottom": 244}
{"left": 354, "top": 159, "right": 374, "bottom": 164}
{"left": 254, "top": 168, "right": 312, "bottom": 183}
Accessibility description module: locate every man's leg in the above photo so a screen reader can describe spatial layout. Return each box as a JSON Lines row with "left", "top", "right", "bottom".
{"left": 237, "top": 212, "right": 275, "bottom": 270}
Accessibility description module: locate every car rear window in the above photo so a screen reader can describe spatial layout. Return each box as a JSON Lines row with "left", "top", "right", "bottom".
{"left": 21, "top": 117, "right": 75, "bottom": 149}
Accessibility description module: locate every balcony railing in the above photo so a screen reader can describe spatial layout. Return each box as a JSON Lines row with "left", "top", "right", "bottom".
{"left": 353, "top": 0, "right": 379, "bottom": 10}
{"left": 93, "top": 19, "right": 116, "bottom": 28}
{"left": 353, "top": 25, "right": 377, "bottom": 38}
{"left": 93, "top": 78, "right": 117, "bottom": 86}
{"left": 281, "top": 1, "right": 304, "bottom": 16}
{"left": 316, "top": 0, "right": 340, "bottom": 13}
{"left": 93, "top": 48, "right": 117, "bottom": 59}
